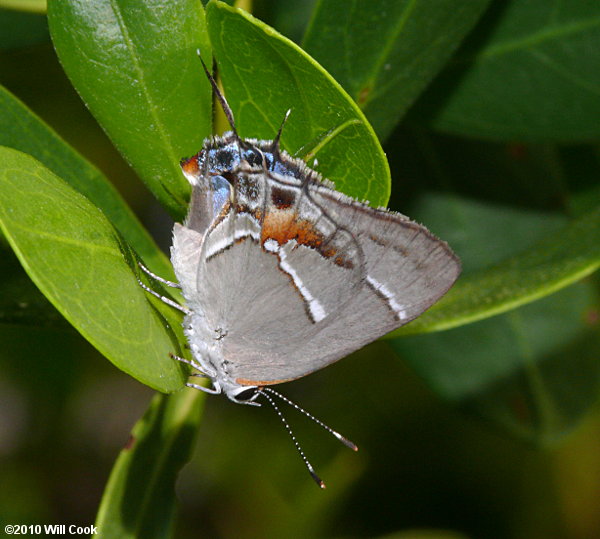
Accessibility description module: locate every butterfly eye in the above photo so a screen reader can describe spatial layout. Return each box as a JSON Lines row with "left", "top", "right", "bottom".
{"left": 242, "top": 148, "right": 263, "bottom": 167}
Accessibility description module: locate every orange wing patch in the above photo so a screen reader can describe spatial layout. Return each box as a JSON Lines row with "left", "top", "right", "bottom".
{"left": 262, "top": 209, "right": 327, "bottom": 251}
{"left": 261, "top": 208, "right": 357, "bottom": 269}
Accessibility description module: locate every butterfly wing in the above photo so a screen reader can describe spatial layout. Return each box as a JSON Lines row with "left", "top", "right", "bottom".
{"left": 172, "top": 170, "right": 234, "bottom": 304}
{"left": 191, "top": 167, "right": 460, "bottom": 385}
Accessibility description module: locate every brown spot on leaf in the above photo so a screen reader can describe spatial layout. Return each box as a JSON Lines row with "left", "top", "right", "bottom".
{"left": 124, "top": 435, "right": 136, "bottom": 450}
{"left": 358, "top": 86, "right": 372, "bottom": 105}
{"left": 507, "top": 143, "right": 528, "bottom": 160}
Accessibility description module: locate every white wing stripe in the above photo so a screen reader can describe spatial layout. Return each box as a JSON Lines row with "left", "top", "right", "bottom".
{"left": 264, "top": 239, "right": 327, "bottom": 323}
{"left": 366, "top": 275, "right": 407, "bottom": 320}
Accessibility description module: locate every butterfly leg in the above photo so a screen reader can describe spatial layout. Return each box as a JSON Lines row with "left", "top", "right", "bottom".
{"left": 169, "top": 352, "right": 215, "bottom": 376}
{"left": 234, "top": 395, "right": 262, "bottom": 407}
{"left": 138, "top": 262, "right": 181, "bottom": 288}
{"left": 137, "top": 278, "right": 190, "bottom": 314}
{"left": 170, "top": 353, "right": 221, "bottom": 394}
{"left": 186, "top": 381, "right": 221, "bottom": 395}
{"left": 227, "top": 387, "right": 262, "bottom": 407}
{"left": 137, "top": 262, "right": 188, "bottom": 312}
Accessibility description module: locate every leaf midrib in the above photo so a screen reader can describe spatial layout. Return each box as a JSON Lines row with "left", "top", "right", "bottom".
{"left": 108, "top": 0, "right": 184, "bottom": 204}
{"left": 462, "top": 15, "right": 600, "bottom": 62}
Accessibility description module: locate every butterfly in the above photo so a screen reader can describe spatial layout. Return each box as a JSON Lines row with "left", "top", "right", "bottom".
{"left": 139, "top": 55, "right": 461, "bottom": 487}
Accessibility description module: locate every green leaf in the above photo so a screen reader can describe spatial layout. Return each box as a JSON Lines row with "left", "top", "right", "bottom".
{"left": 394, "top": 282, "right": 599, "bottom": 444}
{"left": 206, "top": 0, "right": 391, "bottom": 206}
{"left": 390, "top": 194, "right": 600, "bottom": 443}
{"left": 47, "top": 0, "right": 213, "bottom": 219}
{"left": 0, "top": 84, "right": 172, "bottom": 279}
{"left": 302, "top": 0, "right": 491, "bottom": 141}
{"left": 411, "top": 0, "right": 600, "bottom": 141}
{"left": 0, "top": 147, "right": 185, "bottom": 391}
{"left": 390, "top": 197, "right": 600, "bottom": 336}
{"left": 0, "top": 1, "right": 46, "bottom": 14}
{"left": 95, "top": 390, "right": 204, "bottom": 538}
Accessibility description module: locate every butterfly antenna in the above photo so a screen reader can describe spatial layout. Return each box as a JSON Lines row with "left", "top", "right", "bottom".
{"left": 259, "top": 389, "right": 326, "bottom": 489}
{"left": 263, "top": 387, "right": 358, "bottom": 451}
{"left": 196, "top": 49, "right": 239, "bottom": 138}
{"left": 272, "top": 109, "right": 292, "bottom": 158}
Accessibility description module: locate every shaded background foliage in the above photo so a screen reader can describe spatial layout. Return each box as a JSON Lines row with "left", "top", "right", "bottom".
{"left": 0, "top": 1, "right": 599, "bottom": 538}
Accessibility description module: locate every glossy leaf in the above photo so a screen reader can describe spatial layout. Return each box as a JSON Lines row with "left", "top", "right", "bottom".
{"left": 390, "top": 199, "right": 600, "bottom": 336}
{"left": 411, "top": 0, "right": 600, "bottom": 141}
{"left": 0, "top": 147, "right": 185, "bottom": 391}
{"left": 47, "top": 0, "right": 213, "bottom": 219}
{"left": 95, "top": 390, "right": 205, "bottom": 538}
{"left": 0, "top": 84, "right": 172, "bottom": 278}
{"left": 206, "top": 0, "right": 391, "bottom": 206}
{"left": 390, "top": 194, "right": 599, "bottom": 443}
{"left": 303, "top": 0, "right": 490, "bottom": 141}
